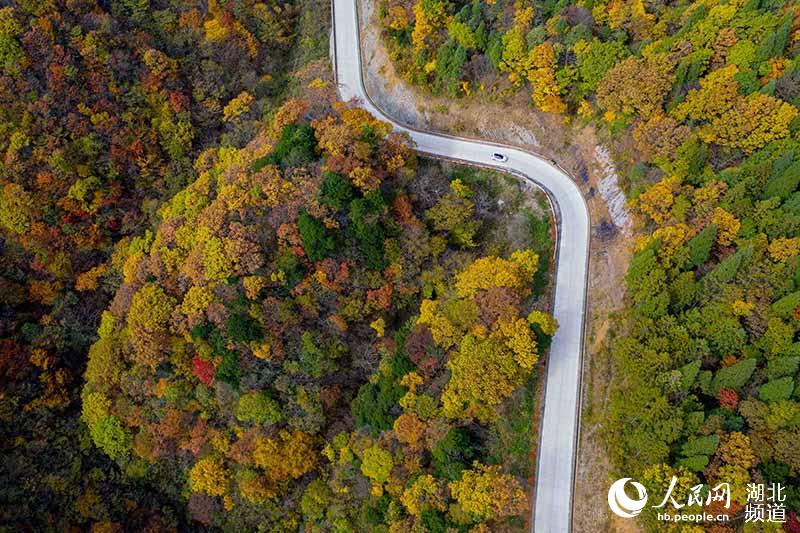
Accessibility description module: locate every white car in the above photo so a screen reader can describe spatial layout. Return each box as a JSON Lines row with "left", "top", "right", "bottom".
{"left": 491, "top": 152, "right": 508, "bottom": 162}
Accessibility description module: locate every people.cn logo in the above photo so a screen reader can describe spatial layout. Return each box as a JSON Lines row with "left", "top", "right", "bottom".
{"left": 608, "top": 478, "right": 649, "bottom": 518}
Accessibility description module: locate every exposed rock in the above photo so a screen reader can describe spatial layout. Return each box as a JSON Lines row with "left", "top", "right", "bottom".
{"left": 594, "top": 146, "right": 631, "bottom": 234}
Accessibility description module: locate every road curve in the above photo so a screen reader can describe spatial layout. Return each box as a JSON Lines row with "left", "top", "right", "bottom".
{"left": 330, "top": 1, "right": 591, "bottom": 531}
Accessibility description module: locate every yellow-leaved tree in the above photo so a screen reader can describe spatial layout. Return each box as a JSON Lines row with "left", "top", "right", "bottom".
{"left": 189, "top": 456, "right": 229, "bottom": 497}
{"left": 418, "top": 250, "right": 556, "bottom": 422}
{"left": 449, "top": 463, "right": 528, "bottom": 522}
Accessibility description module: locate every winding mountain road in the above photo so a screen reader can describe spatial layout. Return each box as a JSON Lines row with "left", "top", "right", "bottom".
{"left": 330, "top": 1, "right": 591, "bottom": 530}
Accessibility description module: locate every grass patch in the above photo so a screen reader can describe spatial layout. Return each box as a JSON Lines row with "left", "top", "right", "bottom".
{"left": 486, "top": 373, "right": 537, "bottom": 478}
{"left": 524, "top": 208, "right": 554, "bottom": 297}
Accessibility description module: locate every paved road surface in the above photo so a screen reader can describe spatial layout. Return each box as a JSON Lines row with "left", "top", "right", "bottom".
{"left": 330, "top": 1, "right": 591, "bottom": 530}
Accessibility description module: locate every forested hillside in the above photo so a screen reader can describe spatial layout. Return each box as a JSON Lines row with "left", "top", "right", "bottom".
{"left": 0, "top": 0, "right": 302, "bottom": 527}
{"left": 379, "top": 0, "right": 797, "bottom": 145}
{"left": 615, "top": 136, "right": 800, "bottom": 529}
{"left": 81, "top": 93, "right": 556, "bottom": 530}
{"left": 379, "top": 0, "right": 800, "bottom": 529}
{"left": 6, "top": 0, "right": 798, "bottom": 528}
{"left": 0, "top": 0, "right": 557, "bottom": 524}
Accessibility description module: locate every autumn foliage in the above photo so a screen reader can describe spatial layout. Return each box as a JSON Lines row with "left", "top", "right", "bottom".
{"left": 79, "top": 96, "right": 554, "bottom": 530}
{"left": 374, "top": 0, "right": 800, "bottom": 524}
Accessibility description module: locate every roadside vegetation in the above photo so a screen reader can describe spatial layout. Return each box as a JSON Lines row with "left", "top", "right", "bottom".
{"left": 378, "top": 0, "right": 800, "bottom": 529}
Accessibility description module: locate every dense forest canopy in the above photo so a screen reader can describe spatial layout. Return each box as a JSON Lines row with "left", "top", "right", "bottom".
{"left": 0, "top": 0, "right": 303, "bottom": 527}
{"left": 380, "top": 0, "right": 798, "bottom": 140}
{"left": 81, "top": 93, "right": 557, "bottom": 530}
{"left": 0, "top": 0, "right": 557, "bottom": 525}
